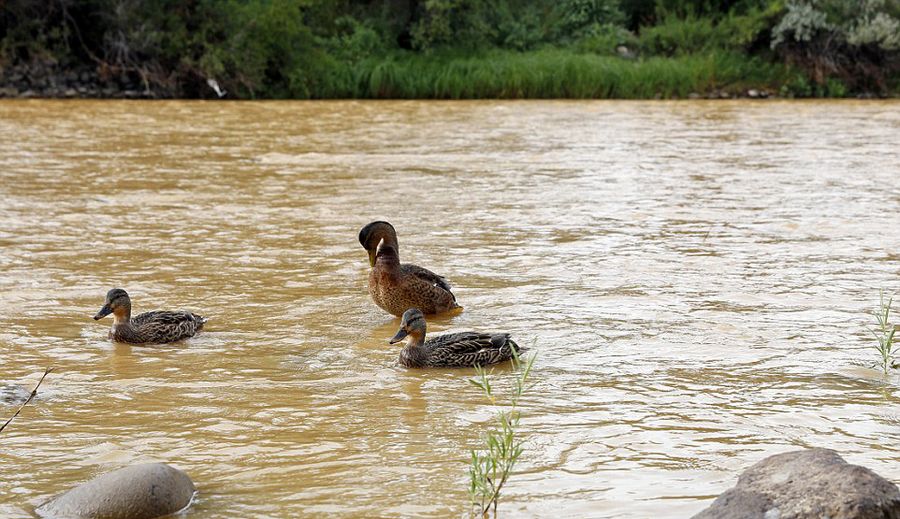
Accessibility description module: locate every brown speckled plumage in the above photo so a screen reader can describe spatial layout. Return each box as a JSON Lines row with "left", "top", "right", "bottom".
{"left": 93, "top": 288, "right": 207, "bottom": 344}
{"left": 389, "top": 309, "right": 521, "bottom": 368}
{"left": 358, "top": 221, "right": 460, "bottom": 317}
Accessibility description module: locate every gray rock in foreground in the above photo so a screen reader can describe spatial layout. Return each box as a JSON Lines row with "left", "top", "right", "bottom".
{"left": 36, "top": 463, "right": 195, "bottom": 519}
{"left": 693, "top": 448, "right": 900, "bottom": 519}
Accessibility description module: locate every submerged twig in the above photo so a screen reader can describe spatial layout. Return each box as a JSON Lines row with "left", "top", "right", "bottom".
{"left": 0, "top": 367, "right": 54, "bottom": 434}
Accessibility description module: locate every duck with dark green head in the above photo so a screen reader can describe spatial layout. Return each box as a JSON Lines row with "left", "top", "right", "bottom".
{"left": 358, "top": 221, "right": 460, "bottom": 317}
{"left": 389, "top": 308, "right": 520, "bottom": 368}
{"left": 93, "top": 288, "right": 207, "bottom": 344}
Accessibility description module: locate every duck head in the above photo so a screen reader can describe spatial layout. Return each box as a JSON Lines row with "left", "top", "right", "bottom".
{"left": 390, "top": 308, "right": 427, "bottom": 344}
{"left": 94, "top": 288, "right": 132, "bottom": 322}
{"left": 359, "top": 221, "right": 398, "bottom": 267}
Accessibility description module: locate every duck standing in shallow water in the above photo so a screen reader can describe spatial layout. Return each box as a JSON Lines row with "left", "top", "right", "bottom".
{"left": 358, "top": 221, "right": 460, "bottom": 316}
{"left": 389, "top": 308, "right": 520, "bottom": 368}
{"left": 93, "top": 288, "right": 207, "bottom": 344}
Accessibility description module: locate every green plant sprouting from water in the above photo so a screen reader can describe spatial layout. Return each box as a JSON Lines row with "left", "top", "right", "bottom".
{"left": 467, "top": 349, "right": 536, "bottom": 517}
{"left": 871, "top": 290, "right": 897, "bottom": 374}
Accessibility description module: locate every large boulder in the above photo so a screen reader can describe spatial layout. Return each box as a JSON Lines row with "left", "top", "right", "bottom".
{"left": 36, "top": 463, "right": 195, "bottom": 519}
{"left": 693, "top": 448, "right": 900, "bottom": 519}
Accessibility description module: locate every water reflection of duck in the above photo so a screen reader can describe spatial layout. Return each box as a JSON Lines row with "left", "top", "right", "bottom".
{"left": 358, "top": 221, "right": 460, "bottom": 316}
{"left": 93, "top": 288, "right": 207, "bottom": 344}
{"left": 389, "top": 309, "right": 520, "bottom": 368}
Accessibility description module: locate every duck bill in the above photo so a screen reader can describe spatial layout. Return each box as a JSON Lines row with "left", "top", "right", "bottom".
{"left": 93, "top": 304, "right": 113, "bottom": 320}
{"left": 368, "top": 249, "right": 376, "bottom": 267}
{"left": 389, "top": 329, "right": 408, "bottom": 344}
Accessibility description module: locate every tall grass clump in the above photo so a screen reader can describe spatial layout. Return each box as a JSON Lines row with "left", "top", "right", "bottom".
{"left": 468, "top": 349, "right": 536, "bottom": 517}
{"left": 871, "top": 290, "right": 897, "bottom": 374}
{"left": 342, "top": 48, "right": 786, "bottom": 99}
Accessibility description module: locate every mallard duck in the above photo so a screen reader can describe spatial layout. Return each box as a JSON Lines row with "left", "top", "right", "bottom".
{"left": 389, "top": 308, "right": 521, "bottom": 368}
{"left": 93, "top": 288, "right": 207, "bottom": 344}
{"left": 358, "top": 221, "right": 460, "bottom": 316}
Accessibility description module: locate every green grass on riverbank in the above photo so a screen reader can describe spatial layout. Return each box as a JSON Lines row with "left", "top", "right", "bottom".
{"left": 313, "top": 50, "right": 789, "bottom": 99}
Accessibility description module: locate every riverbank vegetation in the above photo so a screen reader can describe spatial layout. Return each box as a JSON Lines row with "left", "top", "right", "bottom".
{"left": 1, "top": 0, "right": 898, "bottom": 99}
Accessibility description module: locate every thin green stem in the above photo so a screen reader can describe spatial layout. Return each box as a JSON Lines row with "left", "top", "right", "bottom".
{"left": 468, "top": 347, "right": 537, "bottom": 517}
{"left": 871, "top": 290, "right": 896, "bottom": 374}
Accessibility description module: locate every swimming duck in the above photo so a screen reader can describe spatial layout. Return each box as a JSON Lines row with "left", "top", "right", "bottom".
{"left": 389, "top": 308, "right": 520, "bottom": 368}
{"left": 358, "top": 221, "right": 460, "bottom": 317}
{"left": 93, "top": 288, "right": 207, "bottom": 344}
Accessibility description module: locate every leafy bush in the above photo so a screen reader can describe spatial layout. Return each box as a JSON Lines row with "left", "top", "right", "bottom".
{"left": 621, "top": 0, "right": 775, "bottom": 29}
{"left": 771, "top": 0, "right": 900, "bottom": 92}
{"left": 410, "top": 0, "right": 492, "bottom": 50}
{"left": 0, "top": 0, "right": 77, "bottom": 64}
{"left": 556, "top": 0, "right": 628, "bottom": 36}
{"left": 771, "top": 0, "right": 830, "bottom": 47}
{"left": 317, "top": 16, "right": 386, "bottom": 63}
{"left": 720, "top": 3, "right": 786, "bottom": 50}
{"left": 845, "top": 1, "right": 900, "bottom": 49}
{"left": 639, "top": 14, "right": 722, "bottom": 54}
{"left": 638, "top": 4, "right": 780, "bottom": 56}
{"left": 574, "top": 24, "right": 640, "bottom": 54}
{"left": 181, "top": 0, "right": 322, "bottom": 98}
{"left": 408, "top": 0, "right": 627, "bottom": 51}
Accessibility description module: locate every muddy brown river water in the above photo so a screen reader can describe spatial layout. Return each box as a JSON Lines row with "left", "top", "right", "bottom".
{"left": 0, "top": 100, "right": 899, "bottom": 518}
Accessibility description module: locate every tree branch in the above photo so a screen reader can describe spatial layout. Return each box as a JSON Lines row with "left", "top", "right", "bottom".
{"left": 0, "top": 367, "right": 54, "bottom": 434}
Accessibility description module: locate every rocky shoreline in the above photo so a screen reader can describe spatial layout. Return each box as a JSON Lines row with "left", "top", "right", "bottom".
{"left": 0, "top": 62, "right": 163, "bottom": 99}
{"left": 23, "top": 449, "right": 900, "bottom": 518}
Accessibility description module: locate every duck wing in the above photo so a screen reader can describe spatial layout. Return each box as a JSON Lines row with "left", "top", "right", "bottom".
{"left": 427, "top": 332, "right": 520, "bottom": 367}
{"left": 131, "top": 311, "right": 207, "bottom": 343}
{"left": 401, "top": 263, "right": 454, "bottom": 295}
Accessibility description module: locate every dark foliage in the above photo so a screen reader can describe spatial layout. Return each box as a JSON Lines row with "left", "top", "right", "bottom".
{"left": 0, "top": 0, "right": 896, "bottom": 97}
